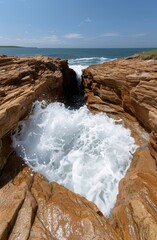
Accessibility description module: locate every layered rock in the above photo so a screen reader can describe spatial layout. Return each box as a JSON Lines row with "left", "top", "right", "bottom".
{"left": 83, "top": 55, "right": 157, "bottom": 239}
{"left": 83, "top": 57, "right": 157, "bottom": 132}
{"left": 109, "top": 147, "right": 157, "bottom": 240}
{"left": 0, "top": 55, "right": 75, "bottom": 140}
{"left": 0, "top": 54, "right": 75, "bottom": 174}
{"left": 0, "top": 53, "right": 157, "bottom": 239}
{"left": 0, "top": 54, "right": 121, "bottom": 239}
{"left": 0, "top": 155, "right": 120, "bottom": 240}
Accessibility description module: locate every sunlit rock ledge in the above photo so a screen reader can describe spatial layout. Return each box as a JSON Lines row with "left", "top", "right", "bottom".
{"left": 82, "top": 53, "right": 157, "bottom": 239}
{"left": 0, "top": 53, "right": 157, "bottom": 239}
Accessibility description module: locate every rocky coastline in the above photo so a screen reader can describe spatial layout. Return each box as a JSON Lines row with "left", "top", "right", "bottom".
{"left": 82, "top": 53, "right": 157, "bottom": 239}
{"left": 0, "top": 53, "right": 157, "bottom": 239}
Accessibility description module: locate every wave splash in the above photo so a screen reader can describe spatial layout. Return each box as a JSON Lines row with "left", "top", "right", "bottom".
{"left": 69, "top": 56, "right": 112, "bottom": 80}
{"left": 12, "top": 101, "right": 136, "bottom": 216}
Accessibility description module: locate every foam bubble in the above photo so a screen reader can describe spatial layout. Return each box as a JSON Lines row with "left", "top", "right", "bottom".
{"left": 12, "top": 101, "right": 136, "bottom": 216}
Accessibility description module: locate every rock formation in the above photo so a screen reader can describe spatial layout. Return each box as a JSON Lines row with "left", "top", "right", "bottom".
{"left": 0, "top": 156, "right": 120, "bottom": 240}
{"left": 0, "top": 55, "right": 75, "bottom": 174}
{"left": 0, "top": 53, "right": 157, "bottom": 239}
{"left": 83, "top": 56, "right": 157, "bottom": 132}
{"left": 83, "top": 54, "right": 157, "bottom": 239}
{"left": 0, "top": 54, "right": 120, "bottom": 239}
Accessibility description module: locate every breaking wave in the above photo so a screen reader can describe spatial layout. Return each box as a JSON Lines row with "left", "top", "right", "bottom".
{"left": 12, "top": 101, "right": 136, "bottom": 216}
{"left": 69, "top": 57, "right": 112, "bottom": 81}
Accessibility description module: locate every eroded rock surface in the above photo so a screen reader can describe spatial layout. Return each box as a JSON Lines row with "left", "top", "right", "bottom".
{"left": 0, "top": 54, "right": 75, "bottom": 140}
{"left": 82, "top": 55, "right": 157, "bottom": 239}
{"left": 0, "top": 54, "right": 157, "bottom": 239}
{"left": 0, "top": 155, "right": 120, "bottom": 240}
{"left": 83, "top": 57, "right": 157, "bottom": 132}
{"left": 0, "top": 54, "right": 121, "bottom": 240}
{"left": 110, "top": 147, "right": 157, "bottom": 240}
{"left": 0, "top": 54, "right": 75, "bottom": 174}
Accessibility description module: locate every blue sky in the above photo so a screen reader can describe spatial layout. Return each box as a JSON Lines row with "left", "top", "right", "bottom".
{"left": 0, "top": 0, "right": 157, "bottom": 48}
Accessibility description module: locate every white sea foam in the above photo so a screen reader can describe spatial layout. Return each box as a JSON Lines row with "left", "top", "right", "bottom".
{"left": 12, "top": 101, "right": 136, "bottom": 216}
{"left": 69, "top": 56, "right": 112, "bottom": 81}
{"left": 69, "top": 64, "right": 88, "bottom": 80}
{"left": 68, "top": 57, "right": 110, "bottom": 66}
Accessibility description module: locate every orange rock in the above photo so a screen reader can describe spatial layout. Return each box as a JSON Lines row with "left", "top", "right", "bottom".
{"left": 83, "top": 57, "right": 157, "bottom": 132}
{"left": 110, "top": 148, "right": 157, "bottom": 240}
{"left": 0, "top": 55, "right": 75, "bottom": 139}
{"left": 0, "top": 54, "right": 157, "bottom": 239}
{"left": 0, "top": 155, "right": 121, "bottom": 240}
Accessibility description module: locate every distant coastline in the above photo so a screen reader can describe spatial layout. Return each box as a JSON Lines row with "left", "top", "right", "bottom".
{"left": 0, "top": 46, "right": 25, "bottom": 48}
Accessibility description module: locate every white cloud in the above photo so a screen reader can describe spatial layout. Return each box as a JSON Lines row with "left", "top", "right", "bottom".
{"left": 13, "top": 35, "right": 58, "bottom": 44}
{"left": 102, "top": 32, "right": 119, "bottom": 37}
{"left": 78, "top": 17, "right": 91, "bottom": 27}
{"left": 132, "top": 33, "right": 148, "bottom": 37}
{"left": 64, "top": 33, "right": 83, "bottom": 39}
{"left": 0, "top": 34, "right": 60, "bottom": 47}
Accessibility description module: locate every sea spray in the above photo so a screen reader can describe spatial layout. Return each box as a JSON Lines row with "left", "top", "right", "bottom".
{"left": 69, "top": 56, "right": 112, "bottom": 80}
{"left": 12, "top": 101, "right": 136, "bottom": 216}
{"left": 69, "top": 64, "right": 87, "bottom": 80}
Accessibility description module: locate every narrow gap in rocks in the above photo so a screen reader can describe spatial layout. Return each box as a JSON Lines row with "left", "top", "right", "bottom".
{"left": 62, "top": 68, "right": 85, "bottom": 109}
{"left": 11, "top": 67, "right": 137, "bottom": 217}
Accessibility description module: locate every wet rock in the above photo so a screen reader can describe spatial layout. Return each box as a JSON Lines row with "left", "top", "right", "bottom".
{"left": 0, "top": 53, "right": 157, "bottom": 239}
{"left": 0, "top": 167, "right": 33, "bottom": 240}
{"left": 30, "top": 176, "right": 120, "bottom": 240}
{"left": 110, "top": 147, "right": 157, "bottom": 240}
{"left": 83, "top": 56, "right": 157, "bottom": 239}
{"left": 149, "top": 131, "right": 157, "bottom": 161}
{"left": 0, "top": 157, "right": 121, "bottom": 240}
{"left": 0, "top": 136, "right": 13, "bottom": 175}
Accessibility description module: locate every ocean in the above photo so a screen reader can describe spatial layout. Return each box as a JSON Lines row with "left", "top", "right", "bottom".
{"left": 9, "top": 48, "right": 140, "bottom": 216}
{"left": 0, "top": 47, "right": 152, "bottom": 81}
{"left": 0, "top": 47, "right": 152, "bottom": 65}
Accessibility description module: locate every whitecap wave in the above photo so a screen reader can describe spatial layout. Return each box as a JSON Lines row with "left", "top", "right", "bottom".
{"left": 12, "top": 101, "right": 136, "bottom": 216}
{"left": 68, "top": 56, "right": 111, "bottom": 66}
{"left": 69, "top": 57, "right": 112, "bottom": 81}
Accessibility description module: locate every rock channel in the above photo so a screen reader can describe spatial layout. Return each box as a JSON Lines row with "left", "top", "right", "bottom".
{"left": 0, "top": 53, "right": 157, "bottom": 239}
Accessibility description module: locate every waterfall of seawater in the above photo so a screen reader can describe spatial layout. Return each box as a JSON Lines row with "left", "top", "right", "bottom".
{"left": 12, "top": 65, "right": 136, "bottom": 216}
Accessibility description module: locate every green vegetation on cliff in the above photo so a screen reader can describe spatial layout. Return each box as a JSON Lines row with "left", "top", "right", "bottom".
{"left": 138, "top": 49, "right": 157, "bottom": 60}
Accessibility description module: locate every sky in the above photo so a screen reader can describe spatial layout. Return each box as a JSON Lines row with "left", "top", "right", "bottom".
{"left": 0, "top": 0, "right": 157, "bottom": 48}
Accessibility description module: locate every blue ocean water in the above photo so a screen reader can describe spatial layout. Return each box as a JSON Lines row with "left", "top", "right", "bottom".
{"left": 0, "top": 47, "right": 153, "bottom": 65}
{"left": 0, "top": 47, "right": 152, "bottom": 79}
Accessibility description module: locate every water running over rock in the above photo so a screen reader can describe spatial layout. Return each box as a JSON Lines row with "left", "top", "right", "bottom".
{"left": 12, "top": 101, "right": 136, "bottom": 216}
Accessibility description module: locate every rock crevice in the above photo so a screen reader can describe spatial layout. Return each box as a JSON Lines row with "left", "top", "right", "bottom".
{"left": 0, "top": 54, "right": 157, "bottom": 239}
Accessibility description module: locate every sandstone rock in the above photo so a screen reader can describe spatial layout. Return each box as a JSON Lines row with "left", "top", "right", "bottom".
{"left": 0, "top": 53, "right": 157, "bottom": 239}
{"left": 83, "top": 58, "right": 157, "bottom": 132}
{"left": 110, "top": 147, "right": 157, "bottom": 240}
{"left": 30, "top": 176, "right": 121, "bottom": 240}
{"left": 83, "top": 56, "right": 157, "bottom": 239}
{"left": 0, "top": 55, "right": 75, "bottom": 139}
{"left": 0, "top": 154, "right": 121, "bottom": 240}
{"left": 149, "top": 131, "right": 157, "bottom": 161}
{"left": 0, "top": 166, "right": 33, "bottom": 240}
{"left": 0, "top": 136, "right": 13, "bottom": 175}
